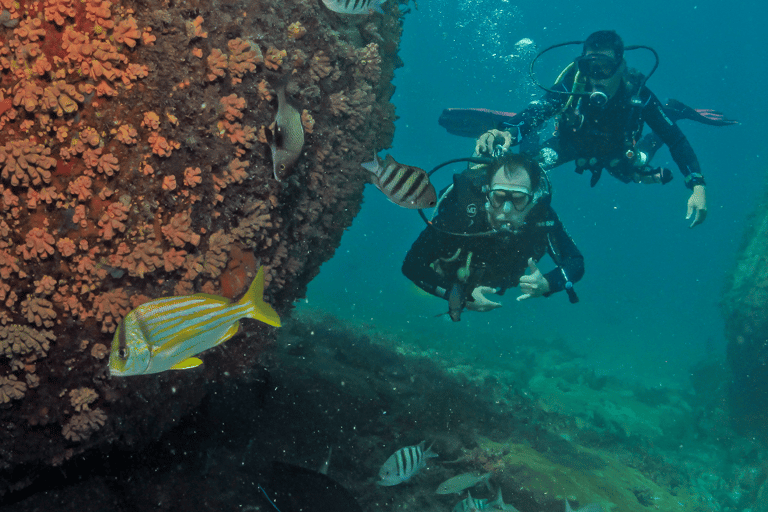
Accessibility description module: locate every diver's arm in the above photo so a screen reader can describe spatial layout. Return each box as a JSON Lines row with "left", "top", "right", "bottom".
{"left": 542, "top": 211, "right": 584, "bottom": 296}
{"left": 643, "top": 90, "right": 705, "bottom": 189}
{"left": 498, "top": 89, "right": 567, "bottom": 140}
{"left": 402, "top": 228, "right": 455, "bottom": 300}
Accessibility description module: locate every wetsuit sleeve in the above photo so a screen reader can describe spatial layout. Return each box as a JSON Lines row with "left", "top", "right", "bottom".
{"left": 497, "top": 83, "right": 569, "bottom": 140}
{"left": 402, "top": 227, "right": 454, "bottom": 299}
{"left": 542, "top": 209, "right": 584, "bottom": 296}
{"left": 642, "top": 88, "right": 705, "bottom": 189}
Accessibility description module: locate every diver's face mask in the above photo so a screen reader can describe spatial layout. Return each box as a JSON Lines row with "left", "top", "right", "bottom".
{"left": 576, "top": 53, "right": 623, "bottom": 108}
{"left": 576, "top": 53, "right": 621, "bottom": 80}
{"left": 486, "top": 185, "right": 534, "bottom": 232}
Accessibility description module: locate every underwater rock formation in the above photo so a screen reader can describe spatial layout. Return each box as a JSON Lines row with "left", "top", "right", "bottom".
{"left": 722, "top": 186, "right": 768, "bottom": 436}
{"left": 0, "top": 0, "right": 402, "bottom": 494}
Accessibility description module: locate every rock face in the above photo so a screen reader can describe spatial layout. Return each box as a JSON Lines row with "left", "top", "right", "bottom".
{"left": 0, "top": 0, "right": 401, "bottom": 494}
{"left": 722, "top": 190, "right": 768, "bottom": 436}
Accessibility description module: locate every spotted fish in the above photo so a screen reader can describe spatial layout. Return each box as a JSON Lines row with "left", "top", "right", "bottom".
{"left": 321, "top": 0, "right": 385, "bottom": 15}
{"left": 377, "top": 441, "right": 437, "bottom": 486}
{"left": 108, "top": 266, "right": 281, "bottom": 377}
{"left": 269, "top": 79, "right": 304, "bottom": 181}
{"left": 361, "top": 153, "right": 437, "bottom": 209}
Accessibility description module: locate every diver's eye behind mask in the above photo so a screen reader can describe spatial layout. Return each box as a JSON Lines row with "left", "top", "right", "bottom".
{"left": 488, "top": 188, "right": 532, "bottom": 212}
{"left": 576, "top": 54, "right": 621, "bottom": 80}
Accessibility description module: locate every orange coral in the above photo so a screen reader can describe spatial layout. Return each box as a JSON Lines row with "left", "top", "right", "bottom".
{"left": 69, "top": 387, "right": 98, "bottom": 412}
{"left": 20, "top": 227, "right": 56, "bottom": 260}
{"left": 310, "top": 51, "right": 333, "bottom": 80}
{"left": 0, "top": 375, "right": 26, "bottom": 403}
{"left": 0, "top": 139, "right": 57, "bottom": 187}
{"left": 220, "top": 94, "right": 246, "bottom": 121}
{"left": 148, "top": 132, "right": 180, "bottom": 157}
{"left": 141, "top": 111, "right": 160, "bottom": 130}
{"left": 56, "top": 238, "right": 76, "bottom": 257}
{"left": 162, "top": 212, "right": 201, "bottom": 247}
{"left": 120, "top": 240, "right": 163, "bottom": 278}
{"left": 97, "top": 201, "right": 130, "bottom": 240}
{"left": 257, "top": 80, "right": 273, "bottom": 102}
{"left": 44, "top": 0, "right": 77, "bottom": 26}
{"left": 264, "top": 46, "right": 287, "bottom": 71}
{"left": 287, "top": 21, "right": 307, "bottom": 40}
{"left": 62, "top": 408, "right": 107, "bottom": 442}
{"left": 0, "top": 324, "right": 53, "bottom": 358}
{"left": 227, "top": 38, "right": 262, "bottom": 84}
{"left": 115, "top": 124, "right": 137, "bottom": 144}
{"left": 162, "top": 175, "right": 176, "bottom": 191}
{"left": 90, "top": 343, "right": 108, "bottom": 359}
{"left": 67, "top": 175, "right": 93, "bottom": 201}
{"left": 183, "top": 166, "right": 202, "bottom": 187}
{"left": 97, "top": 152, "right": 119, "bottom": 175}
{"left": 206, "top": 49, "right": 227, "bottom": 81}
{"left": 113, "top": 16, "right": 140, "bottom": 47}
{"left": 91, "top": 288, "right": 129, "bottom": 333}
{"left": 301, "top": 110, "right": 315, "bottom": 134}
{"left": 185, "top": 15, "right": 207, "bottom": 39}
{"left": 34, "top": 275, "right": 57, "bottom": 295}
{"left": 21, "top": 297, "right": 56, "bottom": 328}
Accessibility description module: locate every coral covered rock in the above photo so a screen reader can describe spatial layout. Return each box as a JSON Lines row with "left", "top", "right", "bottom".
{"left": 0, "top": 0, "right": 402, "bottom": 495}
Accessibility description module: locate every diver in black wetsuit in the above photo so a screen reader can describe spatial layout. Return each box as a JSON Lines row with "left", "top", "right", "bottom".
{"left": 475, "top": 30, "right": 711, "bottom": 228}
{"left": 402, "top": 153, "right": 583, "bottom": 321}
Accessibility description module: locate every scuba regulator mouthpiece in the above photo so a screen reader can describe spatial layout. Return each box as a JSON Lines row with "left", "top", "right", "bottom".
{"left": 589, "top": 88, "right": 609, "bottom": 108}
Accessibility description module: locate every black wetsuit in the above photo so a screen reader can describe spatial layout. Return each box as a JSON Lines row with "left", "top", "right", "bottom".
{"left": 500, "top": 69, "right": 705, "bottom": 189}
{"left": 402, "top": 171, "right": 584, "bottom": 301}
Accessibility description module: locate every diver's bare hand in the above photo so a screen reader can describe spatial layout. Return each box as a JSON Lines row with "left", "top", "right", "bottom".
{"left": 475, "top": 129, "right": 513, "bottom": 156}
{"left": 517, "top": 258, "right": 550, "bottom": 301}
{"left": 686, "top": 185, "right": 707, "bottom": 228}
{"left": 466, "top": 286, "right": 502, "bottom": 312}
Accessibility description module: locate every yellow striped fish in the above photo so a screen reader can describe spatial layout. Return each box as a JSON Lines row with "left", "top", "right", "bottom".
{"left": 108, "top": 266, "right": 280, "bottom": 377}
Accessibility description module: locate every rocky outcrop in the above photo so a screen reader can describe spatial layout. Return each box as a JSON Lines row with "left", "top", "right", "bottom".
{"left": 0, "top": 0, "right": 402, "bottom": 494}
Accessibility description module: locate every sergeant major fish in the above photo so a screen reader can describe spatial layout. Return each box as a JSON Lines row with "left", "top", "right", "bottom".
{"left": 453, "top": 489, "right": 520, "bottom": 512}
{"left": 108, "top": 266, "right": 281, "bottom": 376}
{"left": 377, "top": 441, "right": 437, "bottom": 486}
{"left": 269, "top": 79, "right": 304, "bottom": 181}
{"left": 321, "top": 0, "right": 385, "bottom": 15}
{"left": 361, "top": 153, "right": 437, "bottom": 209}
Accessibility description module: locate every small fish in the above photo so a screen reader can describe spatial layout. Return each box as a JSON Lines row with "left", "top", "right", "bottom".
{"left": 565, "top": 499, "right": 605, "bottom": 512}
{"left": 453, "top": 491, "right": 487, "bottom": 512}
{"left": 108, "top": 266, "right": 281, "bottom": 376}
{"left": 447, "top": 282, "right": 465, "bottom": 322}
{"left": 269, "top": 79, "right": 304, "bottom": 181}
{"left": 453, "top": 490, "right": 519, "bottom": 512}
{"left": 361, "top": 153, "right": 437, "bottom": 209}
{"left": 377, "top": 441, "right": 437, "bottom": 486}
{"left": 436, "top": 472, "right": 492, "bottom": 495}
{"left": 321, "top": 0, "right": 385, "bottom": 15}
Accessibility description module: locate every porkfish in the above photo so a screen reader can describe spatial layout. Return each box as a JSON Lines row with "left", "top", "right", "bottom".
{"left": 108, "top": 266, "right": 281, "bottom": 377}
{"left": 269, "top": 79, "right": 304, "bottom": 181}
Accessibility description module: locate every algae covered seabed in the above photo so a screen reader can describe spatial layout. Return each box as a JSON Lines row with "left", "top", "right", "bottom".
{"left": 2, "top": 309, "right": 762, "bottom": 512}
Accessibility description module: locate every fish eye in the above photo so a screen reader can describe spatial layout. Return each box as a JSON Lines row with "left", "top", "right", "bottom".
{"left": 280, "top": 164, "right": 286, "bottom": 170}
{"left": 118, "top": 347, "right": 128, "bottom": 359}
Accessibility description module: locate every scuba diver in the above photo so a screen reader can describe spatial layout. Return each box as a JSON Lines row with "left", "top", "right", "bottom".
{"left": 402, "top": 152, "right": 583, "bottom": 321}
{"left": 473, "top": 30, "right": 726, "bottom": 228}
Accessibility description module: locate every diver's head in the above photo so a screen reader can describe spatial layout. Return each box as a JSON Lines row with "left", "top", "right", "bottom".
{"left": 484, "top": 153, "right": 548, "bottom": 232}
{"left": 577, "top": 30, "right": 626, "bottom": 106}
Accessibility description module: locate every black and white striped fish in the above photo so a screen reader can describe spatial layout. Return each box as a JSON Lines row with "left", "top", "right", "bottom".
{"left": 361, "top": 153, "right": 437, "bottom": 209}
{"left": 377, "top": 441, "right": 438, "bottom": 486}
{"left": 321, "top": 0, "right": 385, "bottom": 15}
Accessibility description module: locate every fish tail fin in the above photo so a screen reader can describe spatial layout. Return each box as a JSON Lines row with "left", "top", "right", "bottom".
{"left": 423, "top": 440, "right": 439, "bottom": 459}
{"left": 361, "top": 151, "right": 380, "bottom": 174}
{"left": 239, "top": 266, "right": 282, "bottom": 327}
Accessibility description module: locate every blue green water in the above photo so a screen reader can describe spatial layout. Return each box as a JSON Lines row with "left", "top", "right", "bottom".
{"left": 298, "top": 0, "right": 768, "bottom": 384}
